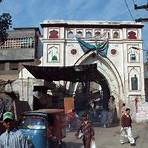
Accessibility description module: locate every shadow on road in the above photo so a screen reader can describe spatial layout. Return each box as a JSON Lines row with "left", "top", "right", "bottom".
{"left": 65, "top": 142, "right": 83, "bottom": 148}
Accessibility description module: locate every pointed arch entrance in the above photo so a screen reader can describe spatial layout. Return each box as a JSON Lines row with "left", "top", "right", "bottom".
{"left": 70, "top": 52, "right": 124, "bottom": 117}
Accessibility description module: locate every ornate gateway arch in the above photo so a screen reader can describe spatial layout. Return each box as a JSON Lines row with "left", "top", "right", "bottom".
{"left": 74, "top": 51, "right": 124, "bottom": 115}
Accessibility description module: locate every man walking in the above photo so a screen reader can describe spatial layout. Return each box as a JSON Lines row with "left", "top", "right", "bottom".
{"left": 120, "top": 108, "right": 135, "bottom": 146}
{"left": 0, "top": 112, "right": 33, "bottom": 148}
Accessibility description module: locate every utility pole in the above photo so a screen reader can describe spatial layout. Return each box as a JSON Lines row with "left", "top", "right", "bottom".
{"left": 134, "top": 3, "right": 148, "bottom": 22}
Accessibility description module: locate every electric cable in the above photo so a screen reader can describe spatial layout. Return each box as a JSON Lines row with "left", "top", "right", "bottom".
{"left": 124, "top": 0, "right": 135, "bottom": 20}
{"left": 132, "top": 0, "right": 136, "bottom": 5}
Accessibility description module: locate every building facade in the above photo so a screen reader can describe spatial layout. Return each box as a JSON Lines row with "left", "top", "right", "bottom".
{"left": 13, "top": 20, "right": 147, "bottom": 121}
{"left": 0, "top": 27, "right": 40, "bottom": 81}
{"left": 0, "top": 27, "right": 41, "bottom": 114}
{"left": 36, "top": 20, "right": 145, "bottom": 118}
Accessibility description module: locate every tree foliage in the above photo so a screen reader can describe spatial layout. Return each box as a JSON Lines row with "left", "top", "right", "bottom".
{"left": 0, "top": 0, "right": 12, "bottom": 45}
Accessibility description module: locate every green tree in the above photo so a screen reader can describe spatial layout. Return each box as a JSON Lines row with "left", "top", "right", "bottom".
{"left": 0, "top": 0, "right": 12, "bottom": 45}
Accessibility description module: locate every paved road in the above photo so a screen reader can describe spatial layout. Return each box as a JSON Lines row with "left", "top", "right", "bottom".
{"left": 63, "top": 123, "right": 148, "bottom": 148}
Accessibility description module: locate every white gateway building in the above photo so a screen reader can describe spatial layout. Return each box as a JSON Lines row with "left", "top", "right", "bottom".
{"left": 19, "top": 20, "right": 146, "bottom": 121}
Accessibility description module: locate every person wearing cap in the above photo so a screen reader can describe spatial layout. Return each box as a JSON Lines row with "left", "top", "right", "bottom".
{"left": 0, "top": 112, "right": 33, "bottom": 148}
{"left": 75, "top": 113, "right": 95, "bottom": 148}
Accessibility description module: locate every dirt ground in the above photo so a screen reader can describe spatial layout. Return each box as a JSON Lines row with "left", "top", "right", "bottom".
{"left": 63, "top": 122, "right": 148, "bottom": 148}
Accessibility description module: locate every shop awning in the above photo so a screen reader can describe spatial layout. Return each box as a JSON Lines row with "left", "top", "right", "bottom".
{"left": 24, "top": 64, "right": 98, "bottom": 82}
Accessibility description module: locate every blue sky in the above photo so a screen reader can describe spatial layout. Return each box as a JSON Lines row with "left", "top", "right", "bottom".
{"left": 0, "top": 0, "right": 148, "bottom": 51}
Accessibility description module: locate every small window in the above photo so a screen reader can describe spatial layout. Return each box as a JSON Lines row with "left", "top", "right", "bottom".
{"left": 9, "top": 62, "right": 19, "bottom": 70}
{"left": 86, "top": 31, "right": 92, "bottom": 38}
{"left": 128, "top": 31, "right": 137, "bottom": 39}
{"left": 113, "top": 32, "right": 119, "bottom": 38}
{"left": 95, "top": 31, "right": 101, "bottom": 37}
{"left": 131, "top": 74, "right": 138, "bottom": 90}
{"left": 130, "top": 53, "right": 136, "bottom": 62}
{"left": 49, "top": 30, "right": 59, "bottom": 39}
{"left": 67, "top": 31, "right": 74, "bottom": 38}
{"left": 77, "top": 31, "right": 83, "bottom": 37}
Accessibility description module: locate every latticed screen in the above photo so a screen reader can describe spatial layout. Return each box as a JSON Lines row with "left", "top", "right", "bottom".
{"left": 0, "top": 37, "right": 34, "bottom": 49}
